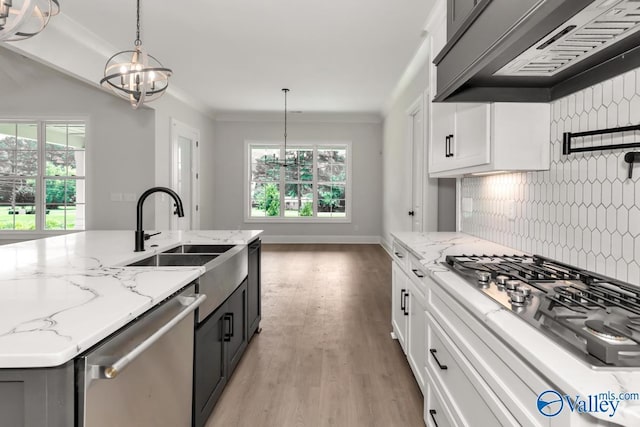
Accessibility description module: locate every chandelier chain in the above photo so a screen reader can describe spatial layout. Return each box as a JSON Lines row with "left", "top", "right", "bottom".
{"left": 135, "top": 0, "right": 141, "bottom": 46}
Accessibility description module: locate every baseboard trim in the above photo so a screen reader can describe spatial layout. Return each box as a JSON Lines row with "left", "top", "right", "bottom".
{"left": 261, "top": 235, "right": 381, "bottom": 244}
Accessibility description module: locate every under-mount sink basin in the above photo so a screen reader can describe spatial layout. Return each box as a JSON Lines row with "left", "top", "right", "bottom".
{"left": 162, "top": 244, "right": 235, "bottom": 254}
{"left": 126, "top": 253, "right": 219, "bottom": 267}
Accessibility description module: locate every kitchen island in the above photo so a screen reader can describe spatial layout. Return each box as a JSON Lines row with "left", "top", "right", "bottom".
{"left": 391, "top": 232, "right": 640, "bottom": 426}
{"left": 0, "top": 230, "right": 262, "bottom": 426}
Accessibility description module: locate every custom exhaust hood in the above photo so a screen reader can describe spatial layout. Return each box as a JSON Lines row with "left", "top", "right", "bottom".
{"left": 433, "top": 0, "right": 640, "bottom": 102}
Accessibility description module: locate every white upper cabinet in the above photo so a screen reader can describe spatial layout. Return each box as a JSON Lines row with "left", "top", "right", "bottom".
{"left": 428, "top": 102, "right": 551, "bottom": 177}
{"left": 425, "top": 0, "right": 551, "bottom": 178}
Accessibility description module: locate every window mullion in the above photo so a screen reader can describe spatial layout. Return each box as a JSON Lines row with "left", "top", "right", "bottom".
{"left": 279, "top": 145, "right": 284, "bottom": 217}
{"left": 313, "top": 145, "right": 318, "bottom": 217}
{"left": 37, "top": 121, "right": 45, "bottom": 231}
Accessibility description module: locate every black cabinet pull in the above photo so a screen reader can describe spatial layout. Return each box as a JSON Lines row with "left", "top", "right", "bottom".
{"left": 446, "top": 134, "right": 455, "bottom": 157}
{"left": 400, "top": 289, "right": 406, "bottom": 311}
{"left": 412, "top": 269, "right": 424, "bottom": 278}
{"left": 229, "top": 313, "right": 234, "bottom": 338}
{"left": 408, "top": 210, "right": 415, "bottom": 216}
{"left": 429, "top": 349, "right": 448, "bottom": 370}
{"left": 394, "top": 251, "right": 404, "bottom": 259}
{"left": 444, "top": 135, "right": 450, "bottom": 158}
{"left": 223, "top": 314, "right": 232, "bottom": 342}
{"left": 403, "top": 292, "right": 409, "bottom": 316}
{"left": 429, "top": 409, "right": 439, "bottom": 427}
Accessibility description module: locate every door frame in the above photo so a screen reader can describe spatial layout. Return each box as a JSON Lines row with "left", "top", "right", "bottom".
{"left": 170, "top": 118, "right": 201, "bottom": 230}
{"left": 406, "top": 92, "right": 428, "bottom": 232}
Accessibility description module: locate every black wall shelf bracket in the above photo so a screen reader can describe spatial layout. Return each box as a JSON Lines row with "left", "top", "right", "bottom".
{"left": 562, "top": 124, "right": 640, "bottom": 155}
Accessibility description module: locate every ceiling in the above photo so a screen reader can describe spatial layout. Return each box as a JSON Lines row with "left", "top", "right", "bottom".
{"left": 35, "top": 0, "right": 434, "bottom": 116}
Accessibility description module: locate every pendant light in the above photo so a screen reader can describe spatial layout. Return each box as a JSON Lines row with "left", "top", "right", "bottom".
{"left": 266, "top": 88, "right": 299, "bottom": 168}
{"left": 0, "top": 0, "right": 59, "bottom": 42}
{"left": 100, "top": 0, "right": 172, "bottom": 109}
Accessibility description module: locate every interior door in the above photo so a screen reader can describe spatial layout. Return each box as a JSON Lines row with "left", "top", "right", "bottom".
{"left": 171, "top": 119, "right": 200, "bottom": 230}
{"left": 409, "top": 97, "right": 425, "bottom": 232}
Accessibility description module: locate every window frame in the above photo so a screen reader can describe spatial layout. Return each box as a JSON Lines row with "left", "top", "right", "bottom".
{"left": 244, "top": 140, "right": 352, "bottom": 223}
{"left": 0, "top": 117, "right": 88, "bottom": 235}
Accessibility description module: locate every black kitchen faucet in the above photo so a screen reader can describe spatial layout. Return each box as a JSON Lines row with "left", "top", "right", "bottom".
{"left": 135, "top": 187, "right": 184, "bottom": 252}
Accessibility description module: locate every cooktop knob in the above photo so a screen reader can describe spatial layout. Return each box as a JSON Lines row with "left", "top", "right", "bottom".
{"left": 516, "top": 285, "right": 531, "bottom": 297}
{"left": 510, "top": 291, "right": 526, "bottom": 306}
{"left": 476, "top": 271, "right": 491, "bottom": 283}
{"left": 505, "top": 280, "right": 521, "bottom": 291}
{"left": 495, "top": 275, "right": 510, "bottom": 285}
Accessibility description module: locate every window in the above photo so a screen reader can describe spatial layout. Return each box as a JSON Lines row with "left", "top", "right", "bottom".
{"left": 247, "top": 142, "right": 351, "bottom": 221}
{"left": 0, "top": 120, "right": 86, "bottom": 232}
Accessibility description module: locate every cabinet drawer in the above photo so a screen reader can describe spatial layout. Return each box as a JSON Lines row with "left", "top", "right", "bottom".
{"left": 407, "top": 255, "right": 429, "bottom": 305}
{"left": 429, "top": 284, "right": 551, "bottom": 426}
{"left": 391, "top": 240, "right": 409, "bottom": 267}
{"left": 424, "top": 372, "right": 457, "bottom": 427}
{"left": 426, "top": 313, "right": 508, "bottom": 426}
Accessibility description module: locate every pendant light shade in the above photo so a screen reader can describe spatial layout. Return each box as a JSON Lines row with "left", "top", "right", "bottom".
{"left": 0, "top": 0, "right": 59, "bottom": 42}
{"left": 100, "top": 0, "right": 172, "bottom": 109}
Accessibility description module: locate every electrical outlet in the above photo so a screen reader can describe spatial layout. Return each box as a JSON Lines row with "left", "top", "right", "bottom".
{"left": 123, "top": 193, "right": 137, "bottom": 202}
{"left": 110, "top": 193, "right": 123, "bottom": 202}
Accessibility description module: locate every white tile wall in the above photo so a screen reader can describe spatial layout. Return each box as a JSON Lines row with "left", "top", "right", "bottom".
{"left": 461, "top": 69, "right": 640, "bottom": 286}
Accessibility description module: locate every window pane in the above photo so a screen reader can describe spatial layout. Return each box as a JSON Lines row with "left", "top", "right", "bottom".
{"left": 17, "top": 124, "right": 37, "bottom": 149}
{"left": 318, "top": 149, "right": 346, "bottom": 164}
{"left": 0, "top": 123, "right": 17, "bottom": 149}
{"left": 250, "top": 182, "right": 280, "bottom": 217}
{"left": 284, "top": 165, "right": 299, "bottom": 181}
{"left": 45, "top": 124, "right": 69, "bottom": 149}
{"left": 0, "top": 150, "right": 14, "bottom": 175}
{"left": 318, "top": 184, "right": 346, "bottom": 217}
{"left": 45, "top": 151, "right": 85, "bottom": 177}
{"left": 45, "top": 179, "right": 83, "bottom": 230}
{"left": 317, "top": 165, "right": 331, "bottom": 181}
{"left": 0, "top": 179, "right": 36, "bottom": 230}
{"left": 284, "top": 183, "right": 299, "bottom": 217}
{"left": 67, "top": 124, "right": 86, "bottom": 150}
{"left": 16, "top": 151, "right": 37, "bottom": 176}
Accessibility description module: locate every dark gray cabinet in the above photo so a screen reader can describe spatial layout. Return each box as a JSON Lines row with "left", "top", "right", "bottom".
{"left": 247, "top": 239, "right": 261, "bottom": 338}
{"left": 194, "top": 279, "right": 248, "bottom": 427}
{"left": 0, "top": 361, "right": 74, "bottom": 427}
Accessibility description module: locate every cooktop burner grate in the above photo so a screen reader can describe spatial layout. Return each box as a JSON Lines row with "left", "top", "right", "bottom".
{"left": 445, "top": 253, "right": 640, "bottom": 367}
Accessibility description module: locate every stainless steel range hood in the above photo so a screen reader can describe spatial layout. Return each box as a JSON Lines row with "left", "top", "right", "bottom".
{"left": 433, "top": 0, "right": 640, "bottom": 102}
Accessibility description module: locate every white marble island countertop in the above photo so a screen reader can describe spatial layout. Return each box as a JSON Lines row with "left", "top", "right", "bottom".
{"left": 0, "top": 230, "right": 262, "bottom": 368}
{"left": 391, "top": 231, "right": 640, "bottom": 426}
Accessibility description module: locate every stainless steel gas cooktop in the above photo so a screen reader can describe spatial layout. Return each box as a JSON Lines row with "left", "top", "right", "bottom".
{"left": 445, "top": 254, "right": 640, "bottom": 368}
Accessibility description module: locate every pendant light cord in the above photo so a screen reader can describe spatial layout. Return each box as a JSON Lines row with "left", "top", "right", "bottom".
{"left": 135, "top": 0, "right": 141, "bottom": 46}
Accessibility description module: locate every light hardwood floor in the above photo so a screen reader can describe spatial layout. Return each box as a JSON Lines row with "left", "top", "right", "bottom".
{"left": 205, "top": 244, "right": 424, "bottom": 427}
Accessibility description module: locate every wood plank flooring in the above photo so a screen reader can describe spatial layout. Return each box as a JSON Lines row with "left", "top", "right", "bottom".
{"left": 205, "top": 244, "right": 424, "bottom": 427}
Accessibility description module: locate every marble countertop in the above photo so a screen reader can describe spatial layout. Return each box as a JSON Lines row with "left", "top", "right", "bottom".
{"left": 391, "top": 231, "right": 640, "bottom": 425}
{"left": 0, "top": 230, "right": 262, "bottom": 368}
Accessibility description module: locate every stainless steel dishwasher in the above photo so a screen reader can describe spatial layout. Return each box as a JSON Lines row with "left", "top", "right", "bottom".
{"left": 76, "top": 284, "right": 205, "bottom": 427}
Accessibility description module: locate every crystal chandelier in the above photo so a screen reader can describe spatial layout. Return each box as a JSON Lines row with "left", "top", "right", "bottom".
{"left": 0, "top": 0, "right": 59, "bottom": 42}
{"left": 100, "top": 0, "right": 172, "bottom": 109}
{"left": 266, "top": 88, "right": 299, "bottom": 168}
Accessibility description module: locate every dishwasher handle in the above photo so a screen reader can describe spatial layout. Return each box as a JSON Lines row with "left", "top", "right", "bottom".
{"left": 93, "top": 294, "right": 206, "bottom": 380}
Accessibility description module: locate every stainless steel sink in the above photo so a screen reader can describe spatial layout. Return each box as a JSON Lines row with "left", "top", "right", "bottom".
{"left": 162, "top": 244, "right": 235, "bottom": 254}
{"left": 126, "top": 253, "right": 219, "bottom": 267}
{"left": 125, "top": 244, "right": 248, "bottom": 323}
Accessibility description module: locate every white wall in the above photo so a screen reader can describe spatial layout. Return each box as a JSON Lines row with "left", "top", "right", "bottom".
{"left": 382, "top": 60, "right": 432, "bottom": 249}
{"left": 0, "top": 46, "right": 156, "bottom": 232}
{"left": 212, "top": 116, "right": 383, "bottom": 242}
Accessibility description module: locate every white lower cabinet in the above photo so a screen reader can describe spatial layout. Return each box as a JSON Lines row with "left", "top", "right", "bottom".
{"left": 391, "top": 261, "right": 409, "bottom": 353}
{"left": 391, "top": 238, "right": 612, "bottom": 426}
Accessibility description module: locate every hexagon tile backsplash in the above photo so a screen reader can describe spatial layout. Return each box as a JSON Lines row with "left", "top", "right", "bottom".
{"left": 461, "top": 69, "right": 640, "bottom": 286}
